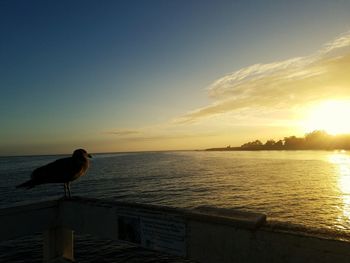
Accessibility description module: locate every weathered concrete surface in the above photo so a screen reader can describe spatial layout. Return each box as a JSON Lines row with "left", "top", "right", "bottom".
{"left": 2, "top": 197, "right": 350, "bottom": 263}
{"left": 59, "top": 200, "right": 119, "bottom": 240}
{"left": 253, "top": 229, "right": 350, "bottom": 263}
{"left": 190, "top": 205, "right": 266, "bottom": 229}
{"left": 0, "top": 200, "right": 58, "bottom": 242}
{"left": 43, "top": 227, "right": 74, "bottom": 262}
{"left": 187, "top": 220, "right": 350, "bottom": 263}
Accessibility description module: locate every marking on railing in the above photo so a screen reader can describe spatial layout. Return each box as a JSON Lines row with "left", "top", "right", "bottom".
{"left": 116, "top": 209, "right": 186, "bottom": 256}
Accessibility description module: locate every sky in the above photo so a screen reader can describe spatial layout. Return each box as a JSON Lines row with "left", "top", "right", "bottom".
{"left": 1, "top": 0, "right": 350, "bottom": 155}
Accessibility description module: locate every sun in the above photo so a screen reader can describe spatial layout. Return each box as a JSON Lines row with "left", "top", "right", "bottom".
{"left": 303, "top": 100, "right": 350, "bottom": 135}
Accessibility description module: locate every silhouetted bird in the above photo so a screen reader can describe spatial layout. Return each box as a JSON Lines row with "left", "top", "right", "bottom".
{"left": 16, "top": 149, "right": 91, "bottom": 198}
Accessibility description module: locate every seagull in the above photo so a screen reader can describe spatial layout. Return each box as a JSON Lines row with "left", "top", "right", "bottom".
{"left": 16, "top": 149, "right": 91, "bottom": 198}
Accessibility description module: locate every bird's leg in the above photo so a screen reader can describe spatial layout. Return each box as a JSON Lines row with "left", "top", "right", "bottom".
{"left": 64, "top": 183, "right": 67, "bottom": 198}
{"left": 67, "top": 182, "right": 71, "bottom": 198}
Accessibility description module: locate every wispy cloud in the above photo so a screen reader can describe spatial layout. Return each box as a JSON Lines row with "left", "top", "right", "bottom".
{"left": 104, "top": 129, "right": 141, "bottom": 136}
{"left": 102, "top": 32, "right": 350, "bottom": 151}
{"left": 105, "top": 125, "right": 216, "bottom": 141}
{"left": 175, "top": 31, "right": 350, "bottom": 124}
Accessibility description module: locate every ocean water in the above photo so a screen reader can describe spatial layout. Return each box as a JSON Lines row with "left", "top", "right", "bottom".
{"left": 1, "top": 150, "right": 350, "bottom": 261}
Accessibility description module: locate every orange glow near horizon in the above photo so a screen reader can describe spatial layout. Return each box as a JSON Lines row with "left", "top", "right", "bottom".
{"left": 302, "top": 100, "right": 350, "bottom": 135}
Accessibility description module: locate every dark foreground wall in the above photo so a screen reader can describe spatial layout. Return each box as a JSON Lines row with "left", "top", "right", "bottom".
{"left": 1, "top": 197, "right": 349, "bottom": 263}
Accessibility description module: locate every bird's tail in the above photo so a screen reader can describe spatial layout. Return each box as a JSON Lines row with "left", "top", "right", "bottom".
{"left": 16, "top": 180, "right": 35, "bottom": 189}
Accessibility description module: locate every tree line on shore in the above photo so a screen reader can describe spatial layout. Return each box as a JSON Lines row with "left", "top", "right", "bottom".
{"left": 207, "top": 130, "right": 350, "bottom": 151}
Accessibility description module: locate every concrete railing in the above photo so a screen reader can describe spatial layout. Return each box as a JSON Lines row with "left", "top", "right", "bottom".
{"left": 1, "top": 197, "right": 350, "bottom": 262}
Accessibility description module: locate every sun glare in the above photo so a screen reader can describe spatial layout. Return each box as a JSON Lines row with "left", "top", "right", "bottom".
{"left": 303, "top": 100, "right": 350, "bottom": 135}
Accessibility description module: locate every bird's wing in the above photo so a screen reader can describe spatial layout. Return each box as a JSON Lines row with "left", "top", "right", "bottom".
{"left": 31, "top": 157, "right": 79, "bottom": 183}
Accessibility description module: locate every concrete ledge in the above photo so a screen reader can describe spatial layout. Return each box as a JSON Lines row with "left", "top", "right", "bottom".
{"left": 2, "top": 197, "right": 350, "bottom": 263}
{"left": 0, "top": 200, "right": 58, "bottom": 216}
{"left": 65, "top": 197, "right": 266, "bottom": 229}
{"left": 59, "top": 200, "right": 119, "bottom": 240}
{"left": 0, "top": 200, "right": 58, "bottom": 242}
{"left": 190, "top": 205, "right": 266, "bottom": 229}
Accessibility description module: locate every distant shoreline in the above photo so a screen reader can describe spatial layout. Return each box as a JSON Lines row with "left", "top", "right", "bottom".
{"left": 204, "top": 147, "right": 347, "bottom": 151}
{"left": 206, "top": 130, "right": 350, "bottom": 152}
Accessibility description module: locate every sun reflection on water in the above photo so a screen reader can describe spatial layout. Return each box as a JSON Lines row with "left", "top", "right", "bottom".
{"left": 329, "top": 152, "right": 350, "bottom": 228}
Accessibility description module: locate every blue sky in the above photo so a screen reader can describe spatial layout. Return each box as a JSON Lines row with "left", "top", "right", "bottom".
{"left": 1, "top": 0, "right": 350, "bottom": 155}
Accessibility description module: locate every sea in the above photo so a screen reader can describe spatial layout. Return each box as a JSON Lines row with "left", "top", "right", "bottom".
{"left": 1, "top": 150, "right": 350, "bottom": 261}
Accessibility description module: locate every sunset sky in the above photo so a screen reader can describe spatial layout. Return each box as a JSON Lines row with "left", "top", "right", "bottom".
{"left": 1, "top": 0, "right": 350, "bottom": 155}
